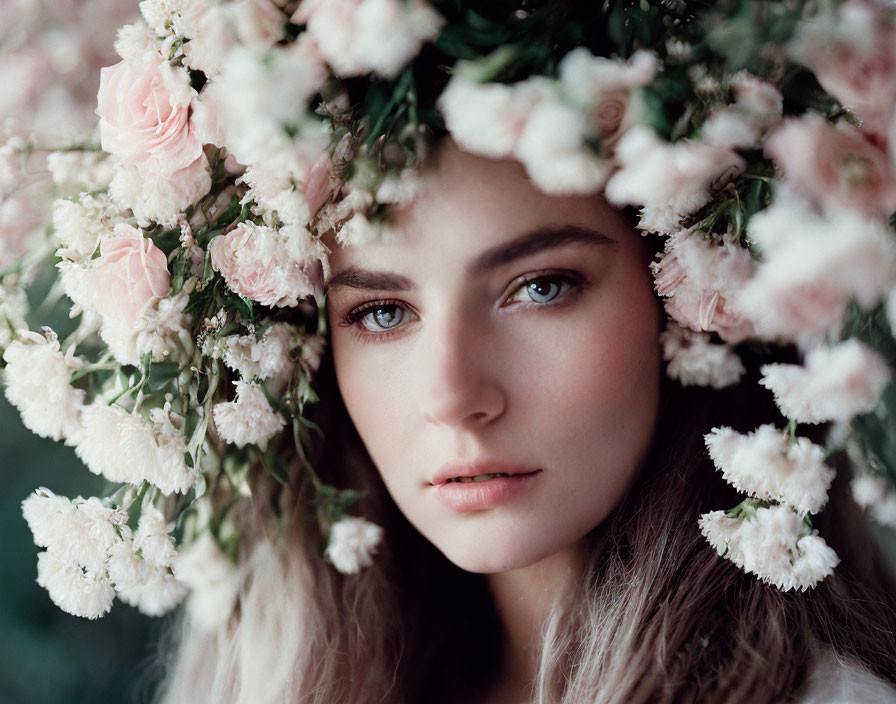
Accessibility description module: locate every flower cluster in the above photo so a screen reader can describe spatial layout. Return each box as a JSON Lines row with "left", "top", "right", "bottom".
{"left": 3, "top": 0, "right": 896, "bottom": 618}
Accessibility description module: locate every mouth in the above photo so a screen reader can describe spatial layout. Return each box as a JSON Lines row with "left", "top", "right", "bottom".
{"left": 443, "top": 471, "right": 540, "bottom": 484}
{"left": 432, "top": 466, "right": 542, "bottom": 512}
{"left": 430, "top": 460, "right": 541, "bottom": 487}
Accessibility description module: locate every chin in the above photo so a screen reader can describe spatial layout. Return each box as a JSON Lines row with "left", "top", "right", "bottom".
{"left": 431, "top": 530, "right": 571, "bottom": 574}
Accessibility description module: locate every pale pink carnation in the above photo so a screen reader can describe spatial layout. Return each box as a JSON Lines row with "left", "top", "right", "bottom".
{"left": 97, "top": 52, "right": 202, "bottom": 176}
{"left": 701, "top": 73, "right": 783, "bottom": 150}
{"left": 90, "top": 224, "right": 171, "bottom": 328}
{"left": 217, "top": 322, "right": 297, "bottom": 382}
{"left": 294, "top": 0, "right": 444, "bottom": 78}
{"left": 705, "top": 425, "right": 835, "bottom": 515}
{"left": 660, "top": 324, "right": 745, "bottom": 389}
{"left": 699, "top": 505, "right": 839, "bottom": 591}
{"left": 107, "top": 539, "right": 188, "bottom": 616}
{"left": 604, "top": 126, "right": 746, "bottom": 234}
{"left": 212, "top": 380, "right": 285, "bottom": 448}
{"left": 733, "top": 193, "right": 896, "bottom": 343}
{"left": 790, "top": 0, "right": 896, "bottom": 136}
{"left": 760, "top": 339, "right": 892, "bottom": 424}
{"left": 766, "top": 115, "right": 896, "bottom": 215}
{"left": 209, "top": 222, "right": 325, "bottom": 307}
{"left": 325, "top": 516, "right": 383, "bottom": 574}
{"left": 652, "top": 229, "right": 756, "bottom": 343}
{"left": 3, "top": 330, "right": 85, "bottom": 444}
{"left": 559, "top": 48, "right": 657, "bottom": 149}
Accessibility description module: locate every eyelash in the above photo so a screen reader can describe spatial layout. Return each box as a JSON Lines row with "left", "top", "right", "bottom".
{"left": 339, "top": 270, "right": 585, "bottom": 342}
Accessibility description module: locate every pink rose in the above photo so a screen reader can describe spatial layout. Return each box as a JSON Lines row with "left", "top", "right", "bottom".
{"left": 766, "top": 115, "right": 896, "bottom": 215}
{"left": 97, "top": 53, "right": 202, "bottom": 175}
{"left": 653, "top": 229, "right": 756, "bottom": 344}
{"left": 209, "top": 222, "right": 323, "bottom": 307}
{"left": 790, "top": 0, "right": 896, "bottom": 136}
{"left": 92, "top": 225, "right": 171, "bottom": 326}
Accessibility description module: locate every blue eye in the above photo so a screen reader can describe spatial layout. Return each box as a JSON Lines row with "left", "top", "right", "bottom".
{"left": 507, "top": 274, "right": 572, "bottom": 305}
{"left": 358, "top": 304, "right": 406, "bottom": 332}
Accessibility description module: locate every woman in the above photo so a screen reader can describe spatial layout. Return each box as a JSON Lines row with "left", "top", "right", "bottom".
{"left": 6, "top": 1, "right": 896, "bottom": 702}
{"left": 157, "top": 140, "right": 896, "bottom": 703}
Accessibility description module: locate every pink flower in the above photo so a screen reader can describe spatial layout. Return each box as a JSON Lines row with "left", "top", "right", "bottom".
{"left": 652, "top": 229, "right": 756, "bottom": 344}
{"left": 97, "top": 53, "right": 202, "bottom": 176}
{"left": 766, "top": 115, "right": 896, "bottom": 215}
{"left": 209, "top": 222, "right": 325, "bottom": 307}
{"left": 790, "top": 0, "right": 896, "bottom": 136}
{"left": 92, "top": 224, "right": 171, "bottom": 327}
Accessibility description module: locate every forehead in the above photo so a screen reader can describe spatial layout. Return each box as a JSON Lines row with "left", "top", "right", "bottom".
{"left": 329, "top": 143, "right": 635, "bottom": 270}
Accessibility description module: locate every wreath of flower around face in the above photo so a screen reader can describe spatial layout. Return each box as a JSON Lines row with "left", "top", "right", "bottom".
{"left": 2, "top": 0, "right": 896, "bottom": 621}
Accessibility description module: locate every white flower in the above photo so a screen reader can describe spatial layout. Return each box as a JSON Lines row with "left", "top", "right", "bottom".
{"left": 701, "top": 73, "right": 783, "bottom": 150}
{"left": 0, "top": 285, "right": 27, "bottom": 349}
{"left": 213, "top": 380, "right": 285, "bottom": 448}
{"left": 438, "top": 74, "right": 554, "bottom": 159}
{"left": 604, "top": 126, "right": 746, "bottom": 234}
{"left": 733, "top": 193, "right": 896, "bottom": 344}
{"left": 215, "top": 39, "right": 327, "bottom": 168}
{"left": 760, "top": 339, "right": 892, "bottom": 424}
{"left": 705, "top": 425, "right": 835, "bottom": 515}
{"left": 76, "top": 404, "right": 194, "bottom": 495}
{"left": 513, "top": 96, "right": 614, "bottom": 195}
{"left": 699, "top": 504, "right": 839, "bottom": 591}
{"left": 325, "top": 516, "right": 383, "bottom": 574}
{"left": 660, "top": 324, "right": 745, "bottom": 389}
{"left": 216, "top": 323, "right": 296, "bottom": 382}
{"left": 101, "top": 290, "right": 194, "bottom": 367}
{"left": 134, "top": 505, "right": 178, "bottom": 567}
{"left": 173, "top": 533, "right": 241, "bottom": 631}
{"left": 109, "top": 155, "right": 212, "bottom": 228}
{"left": 108, "top": 539, "right": 188, "bottom": 616}
{"left": 3, "top": 330, "right": 85, "bottom": 444}
{"left": 295, "top": 0, "right": 444, "bottom": 78}
{"left": 36, "top": 550, "right": 115, "bottom": 619}
{"left": 851, "top": 475, "right": 896, "bottom": 528}
{"left": 113, "top": 22, "right": 160, "bottom": 62}
{"left": 53, "top": 194, "right": 121, "bottom": 261}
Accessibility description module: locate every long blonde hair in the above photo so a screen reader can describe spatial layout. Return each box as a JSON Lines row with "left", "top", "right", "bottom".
{"left": 157, "top": 352, "right": 896, "bottom": 704}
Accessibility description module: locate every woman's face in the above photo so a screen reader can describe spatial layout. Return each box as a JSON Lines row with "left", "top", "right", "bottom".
{"left": 326, "top": 143, "right": 661, "bottom": 573}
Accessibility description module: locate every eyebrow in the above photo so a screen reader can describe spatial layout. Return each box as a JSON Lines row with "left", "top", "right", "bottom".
{"left": 325, "top": 225, "right": 615, "bottom": 294}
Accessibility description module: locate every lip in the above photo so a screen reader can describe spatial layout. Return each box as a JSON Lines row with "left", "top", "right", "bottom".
{"left": 431, "top": 460, "right": 541, "bottom": 512}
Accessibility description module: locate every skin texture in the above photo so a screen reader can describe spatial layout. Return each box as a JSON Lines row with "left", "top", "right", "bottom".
{"left": 327, "top": 142, "right": 662, "bottom": 576}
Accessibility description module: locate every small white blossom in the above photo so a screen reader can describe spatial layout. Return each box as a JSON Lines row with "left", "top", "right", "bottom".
{"left": 47, "top": 151, "right": 115, "bottom": 190}
{"left": 53, "top": 194, "right": 120, "bottom": 261}
{"left": 325, "top": 516, "right": 383, "bottom": 574}
{"left": 134, "top": 505, "right": 178, "bottom": 568}
{"left": 37, "top": 550, "right": 116, "bottom": 619}
{"left": 76, "top": 404, "right": 194, "bottom": 495}
{"left": 705, "top": 425, "right": 835, "bottom": 515}
{"left": 604, "top": 126, "right": 746, "bottom": 234}
{"left": 699, "top": 504, "right": 839, "bottom": 591}
{"left": 101, "top": 290, "right": 194, "bottom": 366}
{"left": 660, "top": 324, "right": 745, "bottom": 388}
{"left": 3, "top": 330, "right": 85, "bottom": 443}
{"left": 760, "top": 339, "right": 892, "bottom": 424}
{"left": 108, "top": 539, "right": 188, "bottom": 616}
{"left": 213, "top": 380, "right": 285, "bottom": 448}
{"left": 851, "top": 475, "right": 896, "bottom": 528}
{"left": 216, "top": 323, "right": 296, "bottom": 382}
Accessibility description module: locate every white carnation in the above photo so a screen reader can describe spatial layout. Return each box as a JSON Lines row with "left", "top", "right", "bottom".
{"left": 134, "top": 504, "right": 178, "bottom": 567}
{"left": 53, "top": 194, "right": 120, "bottom": 261}
{"left": 3, "top": 330, "right": 85, "bottom": 443}
{"left": 113, "top": 22, "right": 160, "bottom": 62}
{"left": 37, "top": 550, "right": 116, "bottom": 619}
{"left": 110, "top": 155, "right": 212, "bottom": 228}
{"left": 325, "top": 516, "right": 383, "bottom": 574}
{"left": 760, "top": 339, "right": 892, "bottom": 424}
{"left": 660, "top": 324, "right": 745, "bottom": 388}
{"left": 108, "top": 539, "right": 188, "bottom": 616}
{"left": 733, "top": 193, "right": 896, "bottom": 344}
{"left": 699, "top": 504, "right": 839, "bottom": 591}
{"left": 296, "top": 0, "right": 444, "bottom": 78}
{"left": 101, "top": 290, "right": 194, "bottom": 366}
{"left": 604, "top": 126, "right": 746, "bottom": 234}
{"left": 76, "top": 404, "right": 194, "bottom": 495}
{"left": 705, "top": 425, "right": 835, "bottom": 515}
{"left": 851, "top": 475, "right": 896, "bottom": 528}
{"left": 213, "top": 380, "right": 285, "bottom": 448}
{"left": 217, "top": 323, "right": 296, "bottom": 382}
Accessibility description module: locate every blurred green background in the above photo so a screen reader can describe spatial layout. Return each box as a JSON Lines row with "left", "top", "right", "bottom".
{"left": 0, "top": 394, "right": 169, "bottom": 704}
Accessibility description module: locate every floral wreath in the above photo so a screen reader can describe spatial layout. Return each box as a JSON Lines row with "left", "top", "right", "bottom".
{"left": 2, "top": 0, "right": 896, "bottom": 625}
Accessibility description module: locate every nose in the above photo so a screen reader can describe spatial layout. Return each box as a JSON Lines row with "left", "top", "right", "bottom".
{"left": 418, "top": 312, "right": 506, "bottom": 428}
